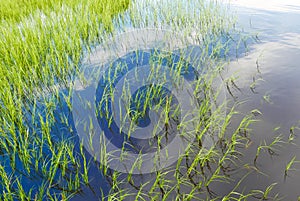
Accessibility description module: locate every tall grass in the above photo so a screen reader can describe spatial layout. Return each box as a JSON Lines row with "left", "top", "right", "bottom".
{"left": 0, "top": 0, "right": 128, "bottom": 200}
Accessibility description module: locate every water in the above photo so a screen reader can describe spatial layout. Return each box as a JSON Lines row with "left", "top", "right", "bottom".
{"left": 70, "top": 28, "right": 224, "bottom": 200}
{"left": 71, "top": 1, "right": 300, "bottom": 200}
{"left": 216, "top": 1, "right": 300, "bottom": 200}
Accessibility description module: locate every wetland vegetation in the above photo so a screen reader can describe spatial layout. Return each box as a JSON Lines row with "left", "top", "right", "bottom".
{"left": 0, "top": 0, "right": 295, "bottom": 200}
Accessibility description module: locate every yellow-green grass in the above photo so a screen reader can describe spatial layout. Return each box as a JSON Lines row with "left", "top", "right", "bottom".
{"left": 0, "top": 0, "right": 128, "bottom": 200}
{"left": 0, "top": 0, "right": 129, "bottom": 22}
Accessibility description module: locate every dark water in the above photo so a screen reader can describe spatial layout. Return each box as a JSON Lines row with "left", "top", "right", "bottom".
{"left": 215, "top": 1, "right": 300, "bottom": 200}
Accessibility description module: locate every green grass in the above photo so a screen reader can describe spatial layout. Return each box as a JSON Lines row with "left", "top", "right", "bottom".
{"left": 0, "top": 0, "right": 129, "bottom": 22}
{"left": 0, "top": 0, "right": 129, "bottom": 200}
{"left": 0, "top": 0, "right": 71, "bottom": 22}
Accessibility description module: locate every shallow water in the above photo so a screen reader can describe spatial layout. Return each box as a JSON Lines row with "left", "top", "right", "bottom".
{"left": 217, "top": 1, "right": 300, "bottom": 200}
{"left": 70, "top": 1, "right": 300, "bottom": 200}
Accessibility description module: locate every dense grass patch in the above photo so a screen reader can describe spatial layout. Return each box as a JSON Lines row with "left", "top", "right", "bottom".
{"left": 0, "top": 0, "right": 129, "bottom": 22}
{"left": 0, "top": 0, "right": 129, "bottom": 200}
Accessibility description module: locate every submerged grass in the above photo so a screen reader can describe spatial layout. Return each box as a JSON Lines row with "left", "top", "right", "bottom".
{"left": 0, "top": 0, "right": 287, "bottom": 200}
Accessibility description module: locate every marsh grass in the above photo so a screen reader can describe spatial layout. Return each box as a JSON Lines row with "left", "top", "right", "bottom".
{"left": 0, "top": 0, "right": 129, "bottom": 200}
{"left": 0, "top": 0, "right": 285, "bottom": 200}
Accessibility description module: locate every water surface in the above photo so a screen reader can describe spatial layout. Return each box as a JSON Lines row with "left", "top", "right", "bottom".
{"left": 218, "top": 1, "right": 300, "bottom": 200}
